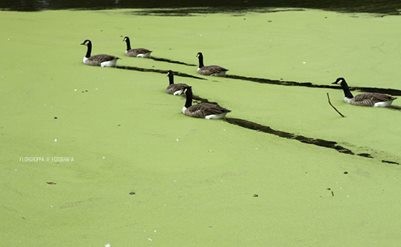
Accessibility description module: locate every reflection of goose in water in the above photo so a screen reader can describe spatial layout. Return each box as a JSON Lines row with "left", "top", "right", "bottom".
{"left": 332, "top": 77, "right": 397, "bottom": 107}
{"left": 80, "top": 39, "right": 119, "bottom": 67}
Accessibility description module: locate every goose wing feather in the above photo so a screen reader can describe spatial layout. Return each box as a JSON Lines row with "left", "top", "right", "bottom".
{"left": 200, "top": 65, "right": 228, "bottom": 75}
{"left": 166, "top": 83, "right": 188, "bottom": 94}
{"left": 127, "top": 48, "right": 152, "bottom": 56}
{"left": 186, "top": 103, "right": 230, "bottom": 118}
{"left": 88, "top": 54, "right": 119, "bottom": 63}
{"left": 353, "top": 93, "right": 396, "bottom": 105}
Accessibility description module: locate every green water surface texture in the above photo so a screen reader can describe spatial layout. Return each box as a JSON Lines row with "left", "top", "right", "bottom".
{"left": 1, "top": 9, "right": 401, "bottom": 246}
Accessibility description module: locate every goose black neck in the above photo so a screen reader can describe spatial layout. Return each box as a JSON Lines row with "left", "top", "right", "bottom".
{"left": 124, "top": 37, "right": 131, "bottom": 51}
{"left": 185, "top": 88, "right": 193, "bottom": 108}
{"left": 341, "top": 81, "right": 354, "bottom": 98}
{"left": 168, "top": 73, "right": 174, "bottom": 85}
{"left": 198, "top": 55, "right": 204, "bottom": 68}
{"left": 85, "top": 42, "right": 92, "bottom": 58}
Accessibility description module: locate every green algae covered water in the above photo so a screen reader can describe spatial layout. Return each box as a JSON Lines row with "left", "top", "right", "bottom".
{"left": 1, "top": 9, "right": 401, "bottom": 246}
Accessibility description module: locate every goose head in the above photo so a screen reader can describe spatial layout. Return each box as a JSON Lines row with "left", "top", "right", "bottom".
{"left": 123, "top": 36, "right": 130, "bottom": 42}
{"left": 80, "top": 39, "right": 91, "bottom": 46}
{"left": 196, "top": 52, "right": 203, "bottom": 59}
{"left": 333, "top": 77, "right": 353, "bottom": 98}
{"left": 332, "top": 77, "right": 347, "bottom": 86}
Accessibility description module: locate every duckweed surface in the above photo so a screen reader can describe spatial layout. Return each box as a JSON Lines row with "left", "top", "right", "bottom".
{"left": 1, "top": 9, "right": 401, "bottom": 246}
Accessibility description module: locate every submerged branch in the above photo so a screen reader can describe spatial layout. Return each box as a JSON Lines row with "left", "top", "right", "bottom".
{"left": 327, "top": 93, "right": 345, "bottom": 118}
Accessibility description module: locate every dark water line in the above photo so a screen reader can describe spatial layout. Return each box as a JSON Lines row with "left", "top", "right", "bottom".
{"left": 225, "top": 74, "right": 401, "bottom": 96}
{"left": 192, "top": 95, "right": 218, "bottom": 104}
{"left": 226, "top": 74, "right": 332, "bottom": 88}
{"left": 225, "top": 117, "right": 356, "bottom": 155}
{"left": 224, "top": 117, "right": 401, "bottom": 164}
{"left": 382, "top": 160, "right": 400, "bottom": 165}
{"left": 115, "top": 65, "right": 206, "bottom": 80}
{"left": 149, "top": 56, "right": 196, "bottom": 67}
{"left": 357, "top": 153, "right": 374, "bottom": 158}
{"left": 388, "top": 105, "right": 401, "bottom": 111}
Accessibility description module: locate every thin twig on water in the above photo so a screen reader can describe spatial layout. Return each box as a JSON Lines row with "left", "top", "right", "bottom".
{"left": 327, "top": 93, "right": 345, "bottom": 118}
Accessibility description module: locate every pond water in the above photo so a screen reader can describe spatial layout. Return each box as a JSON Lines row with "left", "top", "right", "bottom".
{"left": 1, "top": 0, "right": 400, "bottom": 14}
{"left": 2, "top": 6, "right": 401, "bottom": 247}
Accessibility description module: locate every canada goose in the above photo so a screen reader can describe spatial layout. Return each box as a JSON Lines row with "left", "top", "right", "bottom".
{"left": 166, "top": 70, "right": 189, "bottom": 96}
{"left": 123, "top": 36, "right": 152, "bottom": 58}
{"left": 196, "top": 52, "right": 228, "bottom": 76}
{"left": 332, "top": 77, "right": 397, "bottom": 107}
{"left": 182, "top": 86, "right": 230, "bottom": 119}
{"left": 80, "top": 39, "right": 119, "bottom": 67}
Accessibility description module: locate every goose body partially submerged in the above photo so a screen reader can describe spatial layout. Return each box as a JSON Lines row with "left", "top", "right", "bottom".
{"left": 196, "top": 52, "right": 228, "bottom": 76}
{"left": 123, "top": 36, "right": 152, "bottom": 58}
{"left": 165, "top": 70, "right": 189, "bottom": 96}
{"left": 182, "top": 86, "right": 230, "bottom": 119}
{"left": 81, "top": 39, "right": 119, "bottom": 67}
{"left": 332, "top": 77, "right": 397, "bottom": 107}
